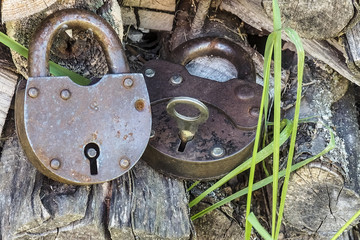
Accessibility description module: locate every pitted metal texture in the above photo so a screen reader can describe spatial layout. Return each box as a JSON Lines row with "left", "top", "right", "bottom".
{"left": 15, "top": 9, "right": 151, "bottom": 185}
{"left": 142, "top": 37, "right": 263, "bottom": 180}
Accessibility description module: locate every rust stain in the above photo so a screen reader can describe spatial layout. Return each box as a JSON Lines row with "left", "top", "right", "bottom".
{"left": 135, "top": 99, "right": 145, "bottom": 111}
{"left": 116, "top": 130, "right": 121, "bottom": 138}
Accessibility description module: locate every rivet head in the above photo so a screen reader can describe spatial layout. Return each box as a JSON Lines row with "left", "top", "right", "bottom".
{"left": 145, "top": 68, "right": 155, "bottom": 78}
{"left": 135, "top": 99, "right": 145, "bottom": 111}
{"left": 50, "top": 159, "right": 61, "bottom": 170}
{"left": 235, "top": 84, "right": 254, "bottom": 100}
{"left": 211, "top": 147, "right": 225, "bottom": 158}
{"left": 28, "top": 87, "right": 39, "bottom": 98}
{"left": 60, "top": 89, "right": 71, "bottom": 100}
{"left": 150, "top": 130, "right": 155, "bottom": 139}
{"left": 123, "top": 78, "right": 134, "bottom": 88}
{"left": 170, "top": 75, "right": 183, "bottom": 85}
{"left": 249, "top": 107, "right": 260, "bottom": 117}
{"left": 119, "top": 159, "right": 130, "bottom": 169}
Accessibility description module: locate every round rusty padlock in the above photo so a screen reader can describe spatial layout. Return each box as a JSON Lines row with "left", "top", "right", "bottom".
{"left": 15, "top": 9, "right": 152, "bottom": 185}
{"left": 142, "top": 37, "right": 263, "bottom": 180}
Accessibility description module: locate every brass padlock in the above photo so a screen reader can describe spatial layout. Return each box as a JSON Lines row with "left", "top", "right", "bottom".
{"left": 15, "top": 9, "right": 152, "bottom": 185}
{"left": 142, "top": 37, "right": 262, "bottom": 180}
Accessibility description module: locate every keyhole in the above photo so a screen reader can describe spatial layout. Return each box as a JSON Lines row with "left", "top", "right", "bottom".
{"left": 178, "top": 140, "right": 187, "bottom": 152}
{"left": 84, "top": 143, "right": 100, "bottom": 175}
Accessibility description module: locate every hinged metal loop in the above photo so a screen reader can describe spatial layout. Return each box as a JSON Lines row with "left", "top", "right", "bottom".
{"left": 170, "top": 37, "right": 256, "bottom": 82}
{"left": 28, "top": 8, "right": 129, "bottom": 77}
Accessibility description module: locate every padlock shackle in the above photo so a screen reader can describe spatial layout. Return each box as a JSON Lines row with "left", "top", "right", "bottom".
{"left": 169, "top": 37, "right": 255, "bottom": 82}
{"left": 28, "top": 8, "right": 129, "bottom": 77}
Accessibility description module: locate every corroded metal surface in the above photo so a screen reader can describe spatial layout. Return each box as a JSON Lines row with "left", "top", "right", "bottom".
{"left": 169, "top": 37, "right": 256, "bottom": 82}
{"left": 28, "top": 8, "right": 129, "bottom": 77}
{"left": 15, "top": 9, "right": 151, "bottom": 185}
{"left": 142, "top": 38, "right": 262, "bottom": 179}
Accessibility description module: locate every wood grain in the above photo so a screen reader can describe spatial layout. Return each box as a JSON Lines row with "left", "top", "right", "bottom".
{"left": 1, "top": 0, "right": 57, "bottom": 22}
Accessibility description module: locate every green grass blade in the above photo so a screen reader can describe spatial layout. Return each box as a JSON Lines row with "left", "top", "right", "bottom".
{"left": 0, "top": 31, "right": 91, "bottom": 85}
{"left": 187, "top": 181, "right": 200, "bottom": 192}
{"left": 271, "top": 29, "right": 282, "bottom": 239}
{"left": 274, "top": 27, "right": 305, "bottom": 239}
{"left": 248, "top": 212, "right": 273, "bottom": 240}
{"left": 244, "top": 31, "right": 276, "bottom": 240}
{"left": 191, "top": 127, "right": 335, "bottom": 220}
{"left": 272, "top": 0, "right": 282, "bottom": 31}
{"left": 270, "top": 0, "right": 282, "bottom": 236}
{"left": 189, "top": 119, "right": 293, "bottom": 209}
{"left": 331, "top": 208, "right": 360, "bottom": 239}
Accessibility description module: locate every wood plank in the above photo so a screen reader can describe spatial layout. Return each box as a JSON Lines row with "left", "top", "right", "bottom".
{"left": 0, "top": 69, "right": 17, "bottom": 135}
{"left": 122, "top": 0, "right": 176, "bottom": 12}
{"left": 121, "top": 7, "right": 137, "bottom": 26}
{"left": 220, "top": 0, "right": 360, "bottom": 85}
{"left": 262, "top": 0, "right": 354, "bottom": 39}
{"left": 346, "top": 22, "right": 360, "bottom": 69}
{"left": 1, "top": 0, "right": 56, "bottom": 22}
{"left": 108, "top": 160, "right": 191, "bottom": 239}
{"left": 138, "top": 10, "right": 175, "bottom": 31}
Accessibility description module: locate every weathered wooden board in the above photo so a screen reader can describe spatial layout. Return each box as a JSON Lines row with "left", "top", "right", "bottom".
{"left": 122, "top": 0, "right": 176, "bottom": 12}
{"left": 0, "top": 135, "right": 191, "bottom": 239}
{"left": 138, "top": 10, "right": 175, "bottom": 31}
{"left": 220, "top": 0, "right": 360, "bottom": 85}
{"left": 262, "top": 0, "right": 354, "bottom": 39}
{"left": 121, "top": 8, "right": 175, "bottom": 31}
{"left": 0, "top": 69, "right": 17, "bottom": 135}
{"left": 1, "top": 0, "right": 57, "bottom": 22}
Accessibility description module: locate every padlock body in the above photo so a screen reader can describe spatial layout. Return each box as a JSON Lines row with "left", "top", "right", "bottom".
{"left": 15, "top": 74, "right": 151, "bottom": 184}
{"left": 142, "top": 59, "right": 262, "bottom": 180}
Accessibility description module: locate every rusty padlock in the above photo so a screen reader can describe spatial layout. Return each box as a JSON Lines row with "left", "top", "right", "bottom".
{"left": 142, "top": 37, "right": 263, "bottom": 179}
{"left": 15, "top": 9, "right": 151, "bottom": 185}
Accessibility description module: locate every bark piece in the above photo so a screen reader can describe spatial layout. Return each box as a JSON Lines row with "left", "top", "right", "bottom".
{"left": 1, "top": 0, "right": 57, "bottom": 22}
{"left": 345, "top": 22, "right": 360, "bottom": 71}
{"left": 0, "top": 135, "right": 105, "bottom": 239}
{"left": 122, "top": 0, "right": 176, "bottom": 12}
{"left": 108, "top": 160, "right": 191, "bottom": 239}
{"left": 220, "top": 0, "right": 360, "bottom": 85}
{"left": 0, "top": 135, "right": 50, "bottom": 239}
{"left": 262, "top": 0, "right": 354, "bottom": 39}
{"left": 138, "top": 10, "right": 175, "bottom": 31}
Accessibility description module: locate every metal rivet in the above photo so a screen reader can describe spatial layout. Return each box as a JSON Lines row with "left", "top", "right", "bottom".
{"left": 235, "top": 85, "right": 254, "bottom": 100}
{"left": 150, "top": 130, "right": 155, "bottom": 138}
{"left": 135, "top": 99, "right": 145, "bottom": 111}
{"left": 170, "top": 75, "right": 183, "bottom": 85}
{"left": 28, "top": 87, "right": 39, "bottom": 98}
{"left": 87, "top": 148, "right": 97, "bottom": 158}
{"left": 211, "top": 147, "right": 225, "bottom": 158}
{"left": 119, "top": 159, "right": 130, "bottom": 169}
{"left": 249, "top": 107, "right": 260, "bottom": 117}
{"left": 145, "top": 68, "right": 155, "bottom": 78}
{"left": 123, "top": 78, "right": 134, "bottom": 88}
{"left": 60, "top": 89, "right": 71, "bottom": 100}
{"left": 50, "top": 159, "right": 61, "bottom": 170}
